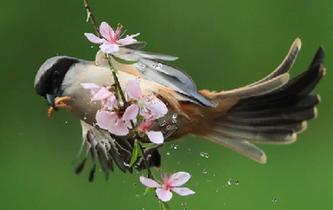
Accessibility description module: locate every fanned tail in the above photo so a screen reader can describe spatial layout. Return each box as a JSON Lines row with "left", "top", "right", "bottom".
{"left": 201, "top": 39, "right": 325, "bottom": 163}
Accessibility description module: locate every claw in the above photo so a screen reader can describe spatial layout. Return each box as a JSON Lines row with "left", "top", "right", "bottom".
{"left": 55, "top": 96, "right": 72, "bottom": 105}
{"left": 47, "top": 96, "right": 73, "bottom": 118}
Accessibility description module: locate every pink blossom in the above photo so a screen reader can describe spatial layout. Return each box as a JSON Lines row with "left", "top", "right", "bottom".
{"left": 125, "top": 79, "right": 168, "bottom": 120}
{"left": 81, "top": 83, "right": 117, "bottom": 110}
{"left": 95, "top": 104, "right": 139, "bottom": 136}
{"left": 137, "top": 120, "right": 164, "bottom": 144}
{"left": 84, "top": 22, "right": 140, "bottom": 54}
{"left": 139, "top": 172, "right": 195, "bottom": 202}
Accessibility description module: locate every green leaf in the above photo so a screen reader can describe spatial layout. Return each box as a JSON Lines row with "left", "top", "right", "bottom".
{"left": 159, "top": 201, "right": 170, "bottom": 210}
{"left": 129, "top": 140, "right": 139, "bottom": 166}
{"left": 143, "top": 187, "right": 151, "bottom": 196}
{"left": 112, "top": 54, "right": 138, "bottom": 65}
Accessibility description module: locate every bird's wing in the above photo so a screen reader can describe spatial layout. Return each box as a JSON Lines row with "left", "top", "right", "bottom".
{"left": 96, "top": 48, "right": 216, "bottom": 107}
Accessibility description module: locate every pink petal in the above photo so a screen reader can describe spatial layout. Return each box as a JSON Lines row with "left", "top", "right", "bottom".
{"left": 122, "top": 104, "right": 139, "bottom": 121}
{"left": 125, "top": 79, "right": 142, "bottom": 100}
{"left": 137, "top": 120, "right": 153, "bottom": 132}
{"left": 99, "top": 21, "right": 114, "bottom": 40}
{"left": 109, "top": 120, "right": 129, "bottom": 136}
{"left": 117, "top": 33, "right": 140, "bottom": 45}
{"left": 95, "top": 110, "right": 116, "bottom": 130}
{"left": 146, "top": 131, "right": 164, "bottom": 144}
{"left": 100, "top": 42, "right": 120, "bottom": 54}
{"left": 84, "top": 33, "right": 103, "bottom": 44}
{"left": 146, "top": 98, "right": 168, "bottom": 119}
{"left": 81, "top": 83, "right": 100, "bottom": 90}
{"left": 139, "top": 176, "right": 161, "bottom": 188}
{"left": 156, "top": 188, "right": 173, "bottom": 202}
{"left": 96, "top": 110, "right": 129, "bottom": 136}
{"left": 171, "top": 187, "right": 195, "bottom": 196}
{"left": 91, "top": 87, "right": 112, "bottom": 101}
{"left": 102, "top": 94, "right": 117, "bottom": 110}
{"left": 169, "top": 172, "right": 191, "bottom": 187}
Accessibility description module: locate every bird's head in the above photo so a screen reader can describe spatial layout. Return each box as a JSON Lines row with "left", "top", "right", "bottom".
{"left": 34, "top": 56, "right": 80, "bottom": 106}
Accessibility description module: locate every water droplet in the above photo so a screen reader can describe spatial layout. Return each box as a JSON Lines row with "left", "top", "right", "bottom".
{"left": 83, "top": 116, "right": 87, "bottom": 120}
{"left": 202, "top": 168, "right": 208, "bottom": 175}
{"left": 171, "top": 144, "right": 179, "bottom": 150}
{"left": 200, "top": 152, "right": 209, "bottom": 159}
{"left": 64, "top": 121, "right": 69, "bottom": 125}
{"left": 172, "top": 113, "right": 178, "bottom": 124}
{"left": 159, "top": 120, "right": 167, "bottom": 127}
{"left": 135, "top": 63, "right": 146, "bottom": 72}
{"left": 235, "top": 180, "right": 240, "bottom": 186}
{"left": 166, "top": 152, "right": 171, "bottom": 156}
{"left": 272, "top": 197, "right": 278, "bottom": 203}
{"left": 90, "top": 45, "right": 94, "bottom": 49}
{"left": 156, "top": 63, "right": 163, "bottom": 70}
{"left": 227, "top": 178, "right": 233, "bottom": 186}
{"left": 166, "top": 125, "right": 171, "bottom": 130}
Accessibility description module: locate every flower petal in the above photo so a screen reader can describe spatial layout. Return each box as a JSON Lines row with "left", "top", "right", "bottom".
{"left": 95, "top": 110, "right": 116, "bottom": 130}
{"left": 91, "top": 87, "right": 112, "bottom": 101}
{"left": 117, "top": 33, "right": 140, "bottom": 45}
{"left": 109, "top": 121, "right": 129, "bottom": 136}
{"left": 100, "top": 42, "right": 119, "bottom": 54}
{"left": 81, "top": 83, "right": 100, "bottom": 90}
{"left": 139, "top": 176, "right": 161, "bottom": 188}
{"left": 102, "top": 94, "right": 117, "bottom": 110}
{"left": 99, "top": 21, "right": 114, "bottom": 40}
{"left": 146, "top": 98, "right": 168, "bottom": 119}
{"left": 146, "top": 131, "right": 164, "bottom": 144}
{"left": 122, "top": 104, "right": 139, "bottom": 121}
{"left": 169, "top": 172, "right": 191, "bottom": 187}
{"left": 84, "top": 33, "right": 103, "bottom": 44}
{"left": 156, "top": 188, "right": 173, "bottom": 202}
{"left": 125, "top": 79, "right": 142, "bottom": 100}
{"left": 171, "top": 187, "right": 195, "bottom": 196}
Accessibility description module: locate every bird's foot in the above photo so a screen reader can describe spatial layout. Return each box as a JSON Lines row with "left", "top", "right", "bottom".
{"left": 48, "top": 96, "right": 73, "bottom": 118}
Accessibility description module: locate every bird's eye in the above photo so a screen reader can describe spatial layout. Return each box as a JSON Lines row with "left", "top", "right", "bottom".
{"left": 53, "top": 71, "right": 60, "bottom": 77}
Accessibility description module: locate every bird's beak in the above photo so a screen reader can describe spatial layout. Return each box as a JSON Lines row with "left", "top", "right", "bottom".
{"left": 46, "top": 93, "right": 56, "bottom": 107}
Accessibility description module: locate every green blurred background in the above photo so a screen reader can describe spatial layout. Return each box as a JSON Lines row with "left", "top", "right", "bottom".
{"left": 0, "top": 0, "right": 332, "bottom": 209}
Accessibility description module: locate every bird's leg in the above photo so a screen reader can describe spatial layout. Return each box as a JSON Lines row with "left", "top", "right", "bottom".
{"left": 48, "top": 96, "right": 73, "bottom": 118}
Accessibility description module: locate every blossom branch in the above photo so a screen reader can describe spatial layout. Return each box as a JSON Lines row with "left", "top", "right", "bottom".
{"left": 82, "top": 0, "right": 156, "bottom": 180}
{"left": 83, "top": 0, "right": 127, "bottom": 104}
{"left": 81, "top": 1, "right": 195, "bottom": 207}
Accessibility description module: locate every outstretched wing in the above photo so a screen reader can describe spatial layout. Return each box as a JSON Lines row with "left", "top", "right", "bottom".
{"left": 97, "top": 47, "right": 216, "bottom": 107}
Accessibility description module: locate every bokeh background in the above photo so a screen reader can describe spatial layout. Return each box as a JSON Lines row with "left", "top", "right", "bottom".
{"left": 0, "top": 0, "right": 332, "bottom": 209}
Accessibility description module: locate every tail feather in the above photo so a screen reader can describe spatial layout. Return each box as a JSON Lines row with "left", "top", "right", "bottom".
{"left": 247, "top": 37, "right": 301, "bottom": 86}
{"left": 203, "top": 41, "right": 325, "bottom": 164}
{"left": 206, "top": 131, "right": 267, "bottom": 164}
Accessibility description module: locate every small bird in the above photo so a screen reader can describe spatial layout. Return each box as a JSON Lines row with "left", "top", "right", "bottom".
{"left": 34, "top": 38, "right": 325, "bottom": 180}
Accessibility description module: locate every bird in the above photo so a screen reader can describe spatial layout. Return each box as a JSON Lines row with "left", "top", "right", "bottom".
{"left": 34, "top": 38, "right": 325, "bottom": 181}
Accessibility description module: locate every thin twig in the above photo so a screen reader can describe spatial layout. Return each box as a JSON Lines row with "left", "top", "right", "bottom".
{"left": 138, "top": 143, "right": 154, "bottom": 179}
{"left": 83, "top": 0, "right": 100, "bottom": 36}
{"left": 106, "top": 54, "right": 127, "bottom": 103}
